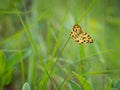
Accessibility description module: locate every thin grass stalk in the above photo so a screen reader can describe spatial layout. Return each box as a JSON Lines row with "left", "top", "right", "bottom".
{"left": 78, "top": 0, "right": 96, "bottom": 24}
{"left": 15, "top": 6, "right": 54, "bottom": 88}
{"left": 50, "top": 37, "right": 70, "bottom": 73}
{"left": 19, "top": 51, "right": 25, "bottom": 84}
{"left": 47, "top": 9, "right": 68, "bottom": 69}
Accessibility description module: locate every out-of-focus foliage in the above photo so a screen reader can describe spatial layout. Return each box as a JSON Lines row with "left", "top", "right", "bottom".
{"left": 0, "top": 0, "right": 120, "bottom": 90}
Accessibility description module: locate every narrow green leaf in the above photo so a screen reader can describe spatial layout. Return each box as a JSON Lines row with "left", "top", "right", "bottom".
{"left": 111, "top": 88, "right": 118, "bottom": 90}
{"left": 106, "top": 77, "right": 112, "bottom": 90}
{"left": 72, "top": 72, "right": 92, "bottom": 90}
{"left": 3, "top": 69, "right": 14, "bottom": 85}
{"left": 0, "top": 51, "right": 5, "bottom": 77}
{"left": 28, "top": 54, "right": 35, "bottom": 84}
{"left": 68, "top": 80, "right": 81, "bottom": 90}
{"left": 7, "top": 50, "right": 31, "bottom": 69}
{"left": 22, "top": 82, "right": 31, "bottom": 90}
{"left": 39, "top": 75, "right": 49, "bottom": 90}
{"left": 114, "top": 80, "right": 120, "bottom": 89}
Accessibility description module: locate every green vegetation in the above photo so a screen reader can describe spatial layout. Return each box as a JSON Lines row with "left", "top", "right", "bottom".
{"left": 0, "top": 0, "right": 120, "bottom": 90}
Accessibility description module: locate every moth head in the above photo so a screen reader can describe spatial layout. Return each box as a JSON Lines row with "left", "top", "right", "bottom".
{"left": 72, "top": 24, "right": 82, "bottom": 33}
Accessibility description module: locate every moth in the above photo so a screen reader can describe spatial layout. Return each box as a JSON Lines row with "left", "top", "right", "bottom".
{"left": 70, "top": 24, "right": 93, "bottom": 45}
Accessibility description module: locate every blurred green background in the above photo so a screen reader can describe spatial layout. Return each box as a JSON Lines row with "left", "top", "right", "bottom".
{"left": 0, "top": 0, "right": 120, "bottom": 90}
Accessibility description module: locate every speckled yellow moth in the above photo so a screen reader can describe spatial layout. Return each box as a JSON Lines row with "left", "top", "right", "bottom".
{"left": 70, "top": 24, "right": 93, "bottom": 45}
